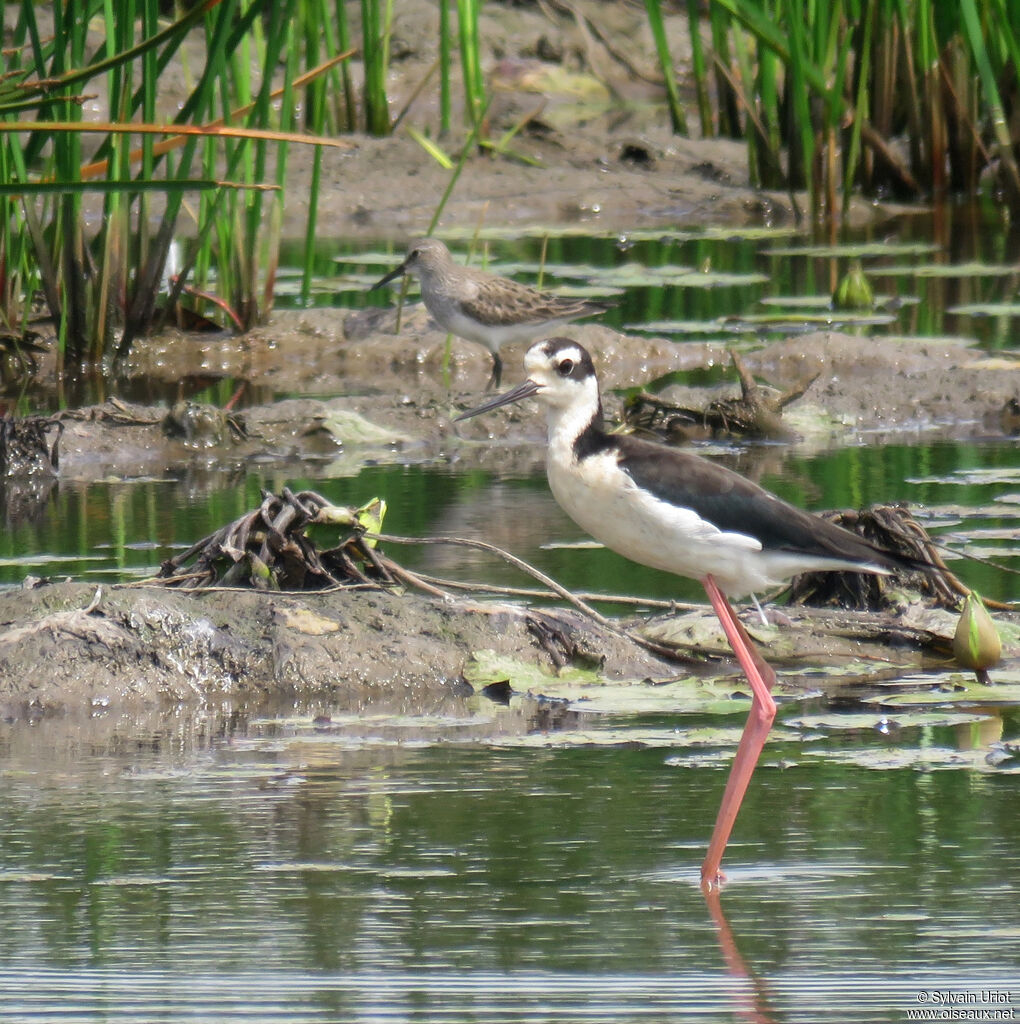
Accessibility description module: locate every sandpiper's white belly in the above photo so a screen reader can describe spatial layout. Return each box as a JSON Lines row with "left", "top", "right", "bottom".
{"left": 426, "top": 298, "right": 535, "bottom": 349}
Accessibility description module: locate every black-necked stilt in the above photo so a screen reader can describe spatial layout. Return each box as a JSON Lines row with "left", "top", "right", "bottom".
{"left": 458, "top": 337, "right": 925, "bottom": 889}
{"left": 370, "top": 238, "right": 612, "bottom": 387}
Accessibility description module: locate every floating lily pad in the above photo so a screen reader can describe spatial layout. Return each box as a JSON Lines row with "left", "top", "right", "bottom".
{"left": 691, "top": 225, "right": 803, "bottom": 242}
{"left": 587, "top": 262, "right": 693, "bottom": 287}
{"left": 961, "top": 525, "right": 1020, "bottom": 538}
{"left": 334, "top": 251, "right": 410, "bottom": 266}
{"left": 766, "top": 241, "right": 938, "bottom": 258}
{"left": 882, "top": 261, "right": 1020, "bottom": 278}
{"left": 948, "top": 302, "right": 1020, "bottom": 317}
{"left": 863, "top": 670, "right": 1020, "bottom": 707}
{"left": 436, "top": 225, "right": 800, "bottom": 244}
{"left": 879, "top": 333, "right": 979, "bottom": 346}
{"left": 731, "top": 310, "right": 897, "bottom": 326}
{"left": 585, "top": 263, "right": 771, "bottom": 289}
{"left": 787, "top": 710, "right": 991, "bottom": 732}
{"left": 906, "top": 467, "right": 1020, "bottom": 485}
{"left": 759, "top": 294, "right": 837, "bottom": 309}
{"left": 93, "top": 875, "right": 175, "bottom": 887}
{"left": 489, "top": 260, "right": 607, "bottom": 279}
{"left": 492, "top": 722, "right": 804, "bottom": 750}
{"left": 0, "top": 871, "right": 76, "bottom": 882}
{"left": 625, "top": 319, "right": 734, "bottom": 335}
{"left": 464, "top": 650, "right": 604, "bottom": 690}
{"left": 518, "top": 680, "right": 738, "bottom": 717}
{"left": 671, "top": 270, "right": 770, "bottom": 288}
{"left": 253, "top": 861, "right": 371, "bottom": 874}
{"left": 796, "top": 744, "right": 1020, "bottom": 772}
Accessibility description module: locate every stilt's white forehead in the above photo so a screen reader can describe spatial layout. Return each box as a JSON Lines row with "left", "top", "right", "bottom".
{"left": 524, "top": 338, "right": 593, "bottom": 379}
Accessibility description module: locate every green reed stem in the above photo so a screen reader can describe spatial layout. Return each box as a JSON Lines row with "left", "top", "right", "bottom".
{"left": 644, "top": 0, "right": 687, "bottom": 135}
{"left": 687, "top": 0, "right": 712, "bottom": 136}
{"left": 335, "top": 0, "right": 357, "bottom": 130}
{"left": 439, "top": 0, "right": 452, "bottom": 135}
{"left": 361, "top": 0, "right": 391, "bottom": 135}
{"left": 457, "top": 0, "right": 485, "bottom": 135}
{"left": 959, "top": 0, "right": 1020, "bottom": 206}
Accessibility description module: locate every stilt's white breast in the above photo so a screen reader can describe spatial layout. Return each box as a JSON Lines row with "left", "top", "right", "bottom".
{"left": 543, "top": 408, "right": 787, "bottom": 597}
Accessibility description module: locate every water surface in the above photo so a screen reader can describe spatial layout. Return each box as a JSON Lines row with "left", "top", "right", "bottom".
{"left": 1, "top": 716, "right": 1018, "bottom": 1023}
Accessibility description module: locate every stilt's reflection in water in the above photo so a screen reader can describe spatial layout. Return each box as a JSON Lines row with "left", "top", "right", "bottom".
{"left": 704, "top": 888, "right": 777, "bottom": 1024}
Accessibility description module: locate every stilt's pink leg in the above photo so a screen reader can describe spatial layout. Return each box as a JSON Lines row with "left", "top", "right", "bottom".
{"left": 700, "top": 574, "right": 777, "bottom": 891}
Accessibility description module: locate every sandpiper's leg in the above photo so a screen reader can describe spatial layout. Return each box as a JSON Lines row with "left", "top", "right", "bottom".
{"left": 700, "top": 573, "right": 777, "bottom": 891}
{"left": 486, "top": 351, "right": 504, "bottom": 391}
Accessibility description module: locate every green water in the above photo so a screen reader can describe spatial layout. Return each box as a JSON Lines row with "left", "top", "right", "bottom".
{"left": 1, "top": 718, "right": 1018, "bottom": 1023}
{"left": 3, "top": 440, "right": 1018, "bottom": 602}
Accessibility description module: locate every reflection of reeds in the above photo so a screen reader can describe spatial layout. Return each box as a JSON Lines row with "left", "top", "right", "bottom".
{"left": 675, "top": 1, "right": 1020, "bottom": 218}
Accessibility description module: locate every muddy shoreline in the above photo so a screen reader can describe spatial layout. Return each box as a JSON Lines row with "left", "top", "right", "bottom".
{"left": 3, "top": 315, "right": 1017, "bottom": 731}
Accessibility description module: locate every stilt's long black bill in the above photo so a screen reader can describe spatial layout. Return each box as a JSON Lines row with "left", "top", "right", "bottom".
{"left": 455, "top": 380, "right": 542, "bottom": 421}
{"left": 368, "top": 262, "right": 407, "bottom": 291}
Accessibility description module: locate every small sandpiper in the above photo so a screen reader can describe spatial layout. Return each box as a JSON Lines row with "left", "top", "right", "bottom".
{"left": 458, "top": 337, "right": 930, "bottom": 890}
{"left": 370, "top": 237, "right": 612, "bottom": 387}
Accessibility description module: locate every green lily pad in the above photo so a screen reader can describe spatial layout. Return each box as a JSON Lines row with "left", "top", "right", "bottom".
{"left": 787, "top": 710, "right": 992, "bottom": 732}
{"left": 522, "top": 679, "right": 739, "bottom": 716}
{"left": 692, "top": 225, "right": 803, "bottom": 242}
{"left": 797, "top": 744, "right": 1020, "bottom": 773}
{"left": 464, "top": 650, "right": 604, "bottom": 690}
{"left": 863, "top": 669, "right": 1020, "bottom": 707}
{"left": 731, "top": 310, "right": 897, "bottom": 326}
{"left": 766, "top": 241, "right": 938, "bottom": 258}
{"left": 759, "top": 294, "right": 837, "bottom": 309}
{"left": 588, "top": 262, "right": 694, "bottom": 287}
{"left": 318, "top": 409, "right": 409, "bottom": 445}
{"left": 882, "top": 261, "right": 1020, "bottom": 277}
{"left": 671, "top": 270, "right": 770, "bottom": 288}
{"left": 907, "top": 467, "right": 1020, "bottom": 485}
{"left": 626, "top": 319, "right": 733, "bottom": 336}
{"left": 491, "top": 722, "right": 804, "bottom": 750}
{"left": 879, "top": 333, "right": 979, "bottom": 346}
{"left": 948, "top": 302, "right": 1020, "bottom": 316}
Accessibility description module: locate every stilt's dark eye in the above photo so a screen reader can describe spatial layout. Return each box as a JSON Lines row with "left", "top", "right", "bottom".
{"left": 557, "top": 358, "right": 574, "bottom": 377}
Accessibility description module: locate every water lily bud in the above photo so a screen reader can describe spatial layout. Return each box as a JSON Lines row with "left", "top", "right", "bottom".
{"left": 953, "top": 591, "right": 1001, "bottom": 673}
{"left": 832, "top": 260, "right": 874, "bottom": 310}
{"left": 355, "top": 497, "right": 387, "bottom": 549}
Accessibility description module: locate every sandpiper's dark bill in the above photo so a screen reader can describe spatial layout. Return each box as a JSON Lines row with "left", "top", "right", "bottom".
{"left": 368, "top": 260, "right": 408, "bottom": 291}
